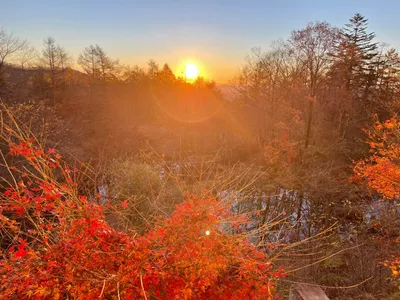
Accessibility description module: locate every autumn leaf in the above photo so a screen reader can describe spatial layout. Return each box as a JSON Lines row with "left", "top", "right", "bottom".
{"left": 14, "top": 240, "right": 28, "bottom": 258}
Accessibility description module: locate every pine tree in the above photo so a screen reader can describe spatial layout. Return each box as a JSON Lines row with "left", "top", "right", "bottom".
{"left": 336, "top": 13, "right": 378, "bottom": 100}
{"left": 157, "top": 63, "right": 176, "bottom": 84}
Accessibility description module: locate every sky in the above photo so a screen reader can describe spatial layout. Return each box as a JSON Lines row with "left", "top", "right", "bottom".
{"left": 2, "top": 0, "right": 400, "bottom": 83}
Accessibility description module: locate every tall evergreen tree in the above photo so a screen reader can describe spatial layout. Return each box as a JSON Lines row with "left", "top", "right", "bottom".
{"left": 157, "top": 63, "right": 176, "bottom": 84}
{"left": 327, "top": 13, "right": 381, "bottom": 144}
{"left": 335, "top": 13, "right": 378, "bottom": 100}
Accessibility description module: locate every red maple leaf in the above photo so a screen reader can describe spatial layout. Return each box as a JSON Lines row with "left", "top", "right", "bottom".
{"left": 14, "top": 240, "right": 28, "bottom": 258}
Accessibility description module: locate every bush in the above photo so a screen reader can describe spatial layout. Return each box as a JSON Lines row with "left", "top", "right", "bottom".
{"left": 106, "top": 155, "right": 179, "bottom": 232}
{"left": 0, "top": 129, "right": 284, "bottom": 299}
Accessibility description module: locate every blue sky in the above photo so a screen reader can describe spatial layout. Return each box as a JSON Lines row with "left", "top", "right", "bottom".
{"left": 2, "top": 0, "right": 399, "bottom": 82}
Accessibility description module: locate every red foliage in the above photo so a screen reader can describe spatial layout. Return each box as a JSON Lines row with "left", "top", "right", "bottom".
{"left": 121, "top": 199, "right": 129, "bottom": 209}
{"left": 0, "top": 139, "right": 283, "bottom": 299}
{"left": 352, "top": 117, "right": 400, "bottom": 282}
{"left": 352, "top": 117, "right": 400, "bottom": 199}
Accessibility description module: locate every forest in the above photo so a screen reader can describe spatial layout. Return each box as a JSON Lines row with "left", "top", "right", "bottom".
{"left": 0, "top": 12, "right": 400, "bottom": 299}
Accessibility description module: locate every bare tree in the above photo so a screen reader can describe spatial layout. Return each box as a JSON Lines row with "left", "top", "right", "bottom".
{"left": 95, "top": 45, "right": 119, "bottom": 81}
{"left": 289, "top": 22, "right": 339, "bottom": 149}
{"left": 57, "top": 45, "right": 71, "bottom": 71}
{"left": 40, "top": 37, "right": 72, "bottom": 105}
{"left": 78, "top": 45, "right": 99, "bottom": 82}
{"left": 234, "top": 43, "right": 300, "bottom": 145}
{"left": 147, "top": 59, "right": 159, "bottom": 80}
{"left": 0, "top": 28, "right": 28, "bottom": 74}
{"left": 17, "top": 45, "right": 38, "bottom": 70}
{"left": 78, "top": 44, "right": 118, "bottom": 82}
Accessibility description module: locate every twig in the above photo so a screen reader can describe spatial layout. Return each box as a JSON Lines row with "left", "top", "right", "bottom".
{"left": 140, "top": 273, "right": 148, "bottom": 300}
{"left": 285, "top": 243, "right": 364, "bottom": 274}
{"left": 282, "top": 276, "right": 373, "bottom": 289}
{"left": 117, "top": 281, "right": 121, "bottom": 300}
{"left": 99, "top": 280, "right": 106, "bottom": 298}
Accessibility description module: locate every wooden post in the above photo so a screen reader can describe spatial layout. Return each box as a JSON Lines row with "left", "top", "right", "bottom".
{"left": 289, "top": 283, "right": 329, "bottom": 300}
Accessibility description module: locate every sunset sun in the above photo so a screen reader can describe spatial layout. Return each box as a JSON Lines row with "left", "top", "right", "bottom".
{"left": 184, "top": 63, "right": 199, "bottom": 80}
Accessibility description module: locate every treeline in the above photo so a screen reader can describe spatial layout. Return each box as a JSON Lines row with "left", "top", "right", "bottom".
{"left": 0, "top": 30, "right": 218, "bottom": 104}
{"left": 0, "top": 28, "right": 226, "bottom": 160}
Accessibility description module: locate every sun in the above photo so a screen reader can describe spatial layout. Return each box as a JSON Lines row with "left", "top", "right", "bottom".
{"left": 184, "top": 63, "right": 199, "bottom": 80}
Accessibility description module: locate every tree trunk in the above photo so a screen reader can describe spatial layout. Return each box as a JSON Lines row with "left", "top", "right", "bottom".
{"left": 304, "top": 97, "right": 314, "bottom": 149}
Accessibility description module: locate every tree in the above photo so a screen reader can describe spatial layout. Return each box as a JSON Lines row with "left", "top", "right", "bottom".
{"left": 333, "top": 14, "right": 379, "bottom": 108}
{"left": 157, "top": 63, "right": 176, "bottom": 84}
{"left": 374, "top": 48, "right": 400, "bottom": 116}
{"left": 0, "top": 28, "right": 28, "bottom": 95}
{"left": 95, "top": 45, "right": 119, "bottom": 81}
{"left": 235, "top": 44, "right": 301, "bottom": 146}
{"left": 78, "top": 44, "right": 100, "bottom": 88}
{"left": 123, "top": 65, "right": 147, "bottom": 84}
{"left": 147, "top": 59, "right": 159, "bottom": 80}
{"left": 289, "top": 21, "right": 339, "bottom": 148}
{"left": 78, "top": 44, "right": 119, "bottom": 83}
{"left": 320, "top": 15, "right": 380, "bottom": 152}
{"left": 0, "top": 28, "right": 27, "bottom": 74}
{"left": 40, "top": 37, "right": 72, "bottom": 105}
{"left": 16, "top": 45, "right": 37, "bottom": 70}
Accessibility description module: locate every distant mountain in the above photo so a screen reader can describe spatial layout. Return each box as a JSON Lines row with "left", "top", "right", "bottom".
{"left": 4, "top": 65, "right": 88, "bottom": 83}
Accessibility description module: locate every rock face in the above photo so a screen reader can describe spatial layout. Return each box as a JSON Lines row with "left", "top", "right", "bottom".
{"left": 289, "top": 283, "right": 329, "bottom": 300}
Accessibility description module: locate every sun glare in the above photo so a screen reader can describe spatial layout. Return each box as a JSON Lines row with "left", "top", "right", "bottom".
{"left": 185, "top": 63, "right": 199, "bottom": 80}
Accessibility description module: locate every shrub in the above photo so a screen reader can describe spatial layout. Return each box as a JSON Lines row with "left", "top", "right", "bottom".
{"left": 0, "top": 128, "right": 283, "bottom": 299}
